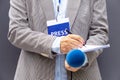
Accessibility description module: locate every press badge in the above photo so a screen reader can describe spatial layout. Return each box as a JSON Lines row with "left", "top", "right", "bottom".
{"left": 47, "top": 18, "right": 70, "bottom": 37}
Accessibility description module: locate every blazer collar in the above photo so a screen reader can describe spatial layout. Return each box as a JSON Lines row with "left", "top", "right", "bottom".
{"left": 41, "top": 0, "right": 81, "bottom": 28}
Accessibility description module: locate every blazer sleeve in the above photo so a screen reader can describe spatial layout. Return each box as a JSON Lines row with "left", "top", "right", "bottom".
{"left": 8, "top": 0, "right": 57, "bottom": 59}
{"left": 84, "top": 0, "right": 109, "bottom": 69}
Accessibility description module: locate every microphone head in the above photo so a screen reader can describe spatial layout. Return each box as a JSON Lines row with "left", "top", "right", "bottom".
{"left": 66, "top": 49, "right": 86, "bottom": 68}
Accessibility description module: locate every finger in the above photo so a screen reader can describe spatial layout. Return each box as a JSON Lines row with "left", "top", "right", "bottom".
{"left": 61, "top": 35, "right": 83, "bottom": 46}
{"left": 67, "top": 34, "right": 84, "bottom": 44}
{"left": 68, "top": 34, "right": 84, "bottom": 42}
{"left": 67, "top": 65, "right": 80, "bottom": 72}
{"left": 60, "top": 36, "right": 83, "bottom": 53}
{"left": 65, "top": 60, "right": 80, "bottom": 72}
{"left": 60, "top": 38, "right": 79, "bottom": 53}
{"left": 61, "top": 36, "right": 83, "bottom": 47}
{"left": 70, "top": 38, "right": 84, "bottom": 47}
{"left": 61, "top": 43, "right": 78, "bottom": 54}
{"left": 66, "top": 66, "right": 79, "bottom": 72}
{"left": 64, "top": 38, "right": 82, "bottom": 48}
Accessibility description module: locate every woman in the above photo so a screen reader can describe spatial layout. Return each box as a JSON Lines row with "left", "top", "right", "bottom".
{"left": 8, "top": 0, "right": 109, "bottom": 80}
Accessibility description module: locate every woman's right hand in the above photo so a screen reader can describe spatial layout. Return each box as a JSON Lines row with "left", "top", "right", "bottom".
{"left": 60, "top": 34, "right": 84, "bottom": 54}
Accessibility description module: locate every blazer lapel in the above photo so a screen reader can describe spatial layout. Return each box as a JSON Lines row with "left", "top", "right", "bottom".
{"left": 40, "top": 0, "right": 81, "bottom": 27}
{"left": 40, "top": 0, "right": 55, "bottom": 20}
{"left": 66, "top": 0, "right": 81, "bottom": 28}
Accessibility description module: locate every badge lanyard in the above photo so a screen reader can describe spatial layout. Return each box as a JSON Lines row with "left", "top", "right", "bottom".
{"left": 56, "top": 0, "right": 61, "bottom": 20}
{"left": 57, "top": 0, "right": 61, "bottom": 12}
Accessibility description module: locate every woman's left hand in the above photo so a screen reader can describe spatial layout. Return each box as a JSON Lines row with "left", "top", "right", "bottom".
{"left": 65, "top": 60, "right": 80, "bottom": 72}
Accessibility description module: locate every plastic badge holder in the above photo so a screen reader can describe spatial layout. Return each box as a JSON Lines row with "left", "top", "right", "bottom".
{"left": 66, "top": 49, "right": 86, "bottom": 68}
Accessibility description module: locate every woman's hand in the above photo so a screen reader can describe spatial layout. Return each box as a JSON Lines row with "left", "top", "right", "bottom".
{"left": 65, "top": 60, "right": 80, "bottom": 72}
{"left": 60, "top": 34, "right": 84, "bottom": 54}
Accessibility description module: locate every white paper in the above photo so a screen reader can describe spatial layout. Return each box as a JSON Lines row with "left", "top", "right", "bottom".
{"left": 47, "top": 18, "right": 69, "bottom": 26}
{"left": 78, "top": 44, "right": 110, "bottom": 52}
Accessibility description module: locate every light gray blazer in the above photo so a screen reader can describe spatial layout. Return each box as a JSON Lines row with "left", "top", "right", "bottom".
{"left": 8, "top": 0, "right": 109, "bottom": 80}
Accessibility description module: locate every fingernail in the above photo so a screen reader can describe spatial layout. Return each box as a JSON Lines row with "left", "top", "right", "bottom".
{"left": 78, "top": 45, "right": 82, "bottom": 48}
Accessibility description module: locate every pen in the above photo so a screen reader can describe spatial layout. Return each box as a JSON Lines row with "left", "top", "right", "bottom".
{"left": 66, "top": 30, "right": 72, "bottom": 34}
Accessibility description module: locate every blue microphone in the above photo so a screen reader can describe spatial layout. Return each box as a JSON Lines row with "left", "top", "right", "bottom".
{"left": 66, "top": 49, "right": 86, "bottom": 68}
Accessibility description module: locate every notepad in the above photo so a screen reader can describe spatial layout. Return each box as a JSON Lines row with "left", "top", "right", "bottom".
{"left": 78, "top": 44, "right": 110, "bottom": 53}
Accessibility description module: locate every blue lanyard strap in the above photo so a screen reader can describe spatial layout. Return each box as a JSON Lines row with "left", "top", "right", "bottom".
{"left": 56, "top": 0, "right": 61, "bottom": 20}
{"left": 57, "top": 0, "right": 61, "bottom": 13}
{"left": 59, "top": 0, "right": 61, "bottom": 4}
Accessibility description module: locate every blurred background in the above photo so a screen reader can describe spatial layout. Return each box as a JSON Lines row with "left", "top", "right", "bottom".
{"left": 0, "top": 0, "right": 120, "bottom": 80}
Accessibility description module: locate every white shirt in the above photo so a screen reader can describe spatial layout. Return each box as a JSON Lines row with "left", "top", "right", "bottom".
{"left": 52, "top": 0, "right": 88, "bottom": 80}
{"left": 53, "top": 0, "right": 68, "bottom": 19}
{"left": 52, "top": 0, "right": 68, "bottom": 54}
{"left": 52, "top": 0, "right": 68, "bottom": 80}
